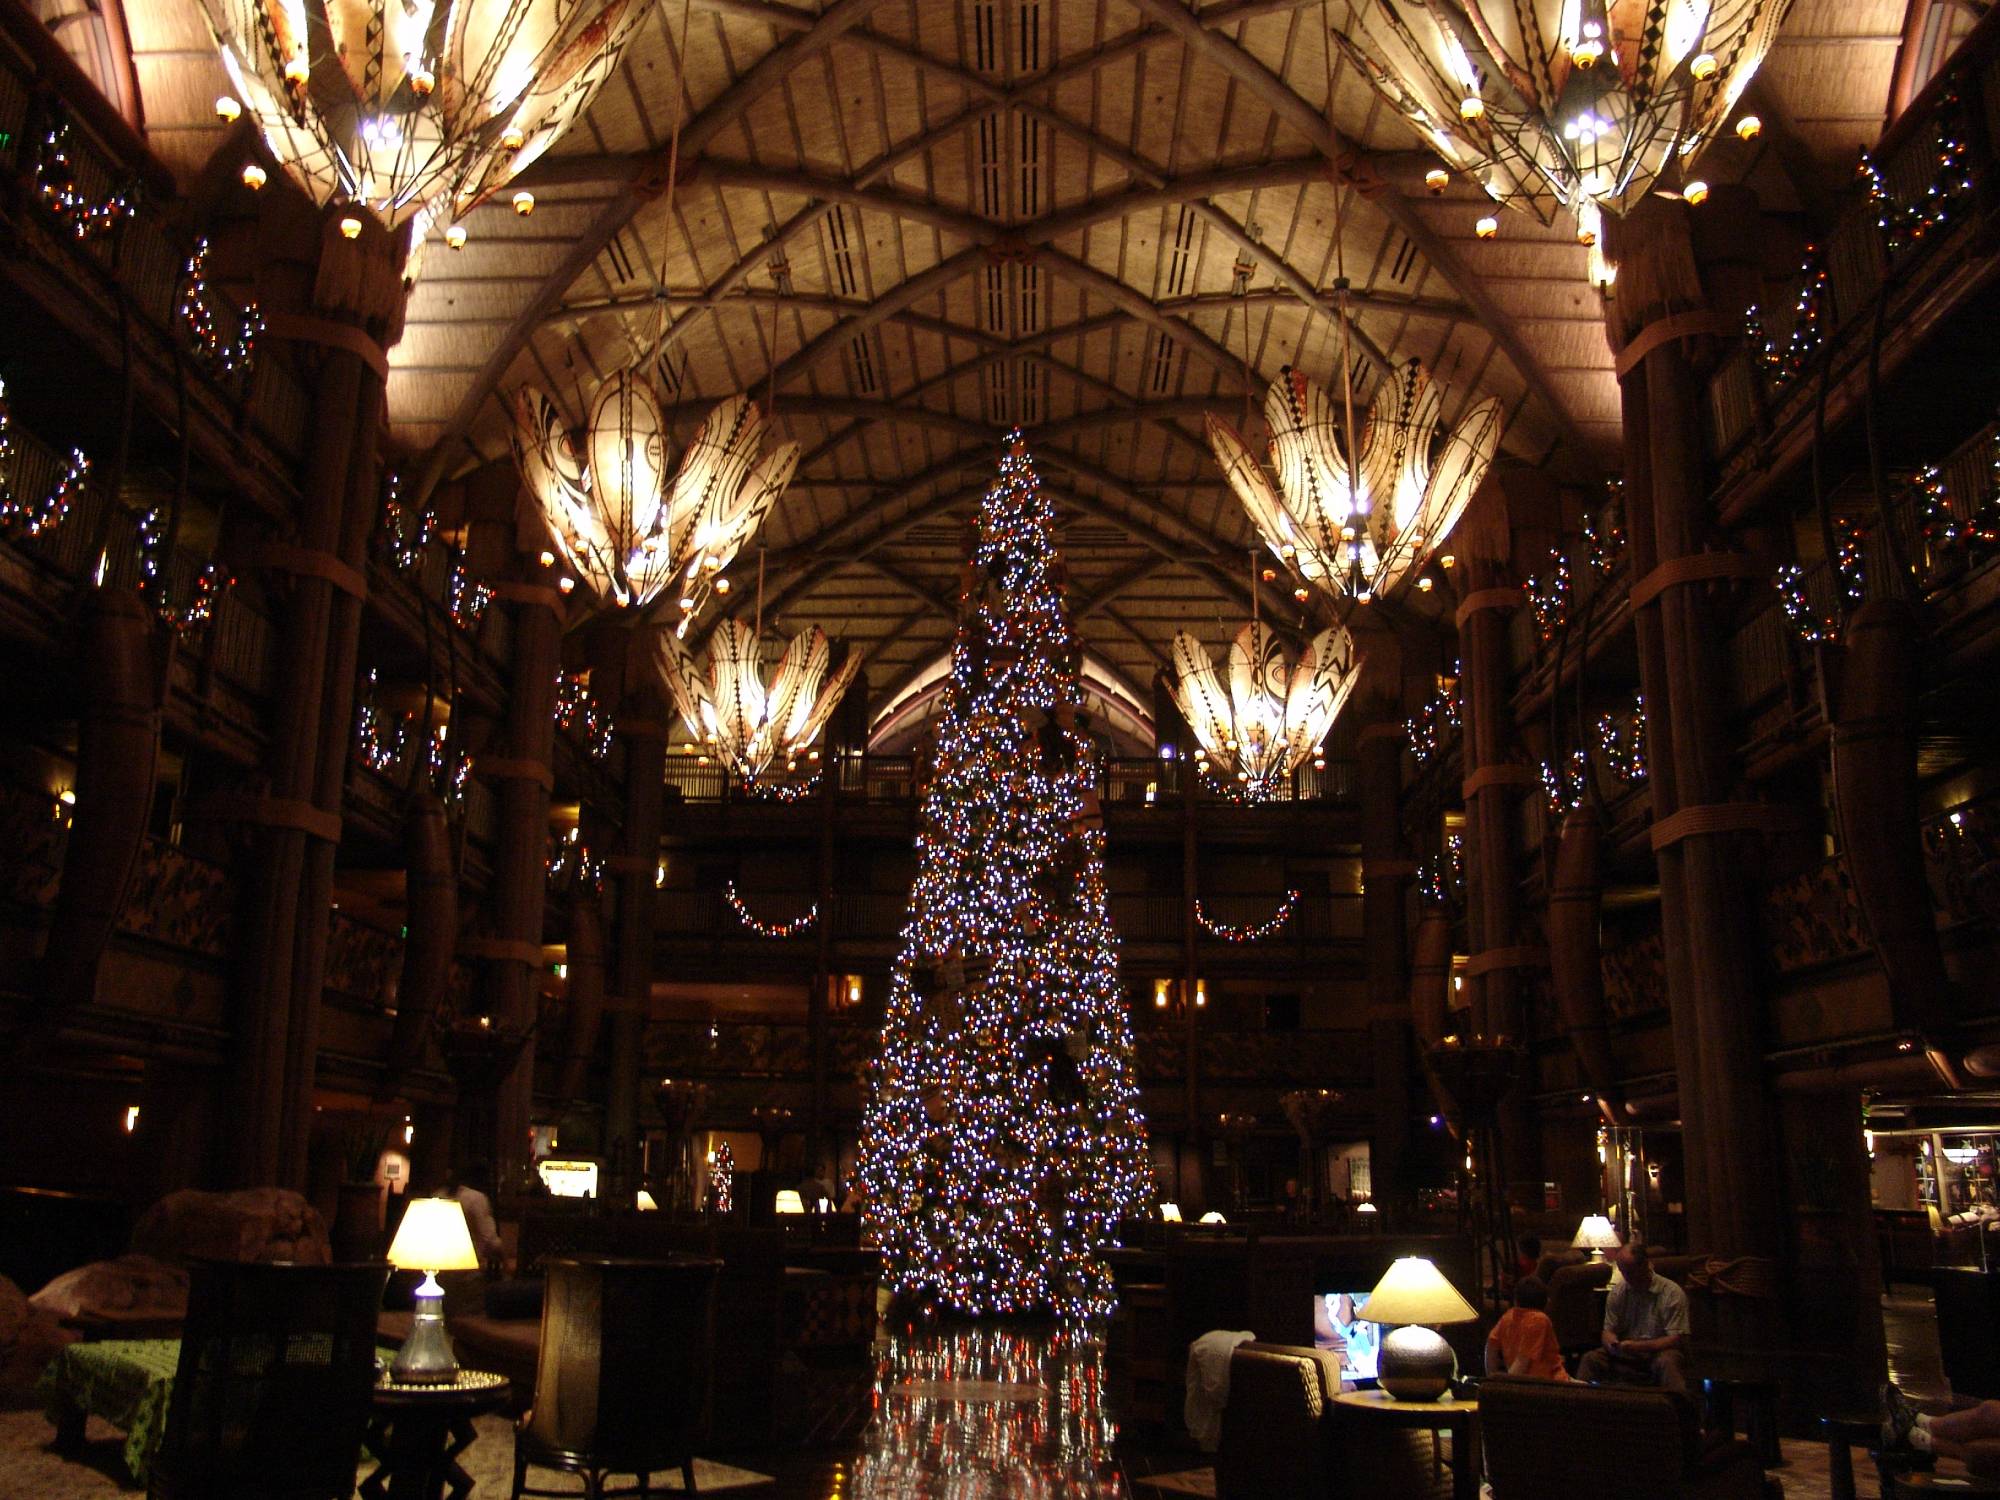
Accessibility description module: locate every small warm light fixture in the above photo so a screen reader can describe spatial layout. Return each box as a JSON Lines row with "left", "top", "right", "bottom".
{"left": 1193, "top": 979, "right": 1208, "bottom": 1008}
{"left": 1356, "top": 1199, "right": 1379, "bottom": 1214}
{"left": 283, "top": 52, "right": 310, "bottom": 86}
{"left": 339, "top": 214, "right": 363, "bottom": 240}
{"left": 1416, "top": 576, "right": 1435, "bottom": 592}
{"left": 1573, "top": 1213, "right": 1622, "bottom": 1260}
{"left": 1439, "top": 553, "right": 1457, "bottom": 569}
{"left": 122, "top": 1105, "right": 140, "bottom": 1135}
{"left": 214, "top": 95, "right": 242, "bottom": 123}
{"left": 386, "top": 1198, "right": 481, "bottom": 1384}
{"left": 1459, "top": 95, "right": 1485, "bottom": 121}
{"left": 1364, "top": 1257, "right": 1478, "bottom": 1400}
{"left": 445, "top": 224, "right": 467, "bottom": 250}
{"left": 1160, "top": 1202, "right": 1183, "bottom": 1223}
{"left": 1689, "top": 51, "right": 1718, "bottom": 80}
{"left": 775, "top": 1189, "right": 805, "bottom": 1214}
{"left": 512, "top": 190, "right": 535, "bottom": 216}
{"left": 1425, "top": 167, "right": 1449, "bottom": 196}
{"left": 1736, "top": 114, "right": 1763, "bottom": 142}
{"left": 501, "top": 124, "right": 526, "bottom": 151}
{"left": 636, "top": 1188, "right": 659, "bottom": 1211}
{"left": 241, "top": 162, "right": 267, "bottom": 190}
{"left": 1475, "top": 215, "right": 1499, "bottom": 239}
{"left": 1683, "top": 179, "right": 1710, "bottom": 206}
{"left": 1199, "top": 1211, "right": 1228, "bottom": 1225}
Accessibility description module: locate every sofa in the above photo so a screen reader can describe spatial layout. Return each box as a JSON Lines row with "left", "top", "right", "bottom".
{"left": 1214, "top": 1342, "right": 1452, "bottom": 1500}
{"left": 1478, "top": 1375, "right": 1770, "bottom": 1500}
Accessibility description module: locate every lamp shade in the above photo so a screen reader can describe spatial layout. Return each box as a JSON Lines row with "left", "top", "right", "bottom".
{"left": 386, "top": 1198, "right": 479, "bottom": 1273}
{"left": 1573, "top": 1214, "right": 1622, "bottom": 1252}
{"left": 774, "top": 1190, "right": 805, "bottom": 1214}
{"left": 1159, "top": 1202, "right": 1183, "bottom": 1223}
{"left": 1362, "top": 1257, "right": 1477, "bottom": 1326}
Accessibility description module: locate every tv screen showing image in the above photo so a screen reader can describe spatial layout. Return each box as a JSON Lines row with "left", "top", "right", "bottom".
{"left": 1313, "top": 1291, "right": 1381, "bottom": 1382}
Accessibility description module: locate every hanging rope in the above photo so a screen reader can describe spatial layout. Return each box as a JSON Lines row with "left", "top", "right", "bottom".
{"left": 644, "top": 0, "right": 696, "bottom": 373}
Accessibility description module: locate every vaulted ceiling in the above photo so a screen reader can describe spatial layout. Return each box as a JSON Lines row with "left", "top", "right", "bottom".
{"left": 113, "top": 0, "right": 1969, "bottom": 737}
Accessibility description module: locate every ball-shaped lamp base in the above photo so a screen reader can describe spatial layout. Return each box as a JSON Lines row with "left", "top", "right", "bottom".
{"left": 1376, "top": 1323, "right": 1457, "bottom": 1401}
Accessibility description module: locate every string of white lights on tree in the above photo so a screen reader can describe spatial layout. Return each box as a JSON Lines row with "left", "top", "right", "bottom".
{"left": 856, "top": 433, "right": 1151, "bottom": 1320}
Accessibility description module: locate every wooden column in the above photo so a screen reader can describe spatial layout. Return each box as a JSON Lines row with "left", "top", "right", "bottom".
{"left": 1608, "top": 191, "right": 1784, "bottom": 1344}
{"left": 806, "top": 761, "right": 838, "bottom": 1166}
{"left": 476, "top": 577, "right": 561, "bottom": 1196}
{"left": 1359, "top": 714, "right": 1414, "bottom": 1213}
{"left": 229, "top": 208, "right": 400, "bottom": 1188}
{"left": 607, "top": 685, "right": 666, "bottom": 1199}
{"left": 1181, "top": 756, "right": 1202, "bottom": 1181}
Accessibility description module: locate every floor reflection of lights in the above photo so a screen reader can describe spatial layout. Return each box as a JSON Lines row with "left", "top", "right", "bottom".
{"left": 848, "top": 1323, "right": 1128, "bottom": 1499}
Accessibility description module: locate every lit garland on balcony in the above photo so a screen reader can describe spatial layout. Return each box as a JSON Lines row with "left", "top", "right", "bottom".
{"left": 1774, "top": 518, "right": 1867, "bottom": 645}
{"left": 34, "top": 114, "right": 135, "bottom": 241}
{"left": 136, "top": 505, "right": 233, "bottom": 639}
{"left": 0, "top": 380, "right": 90, "bottom": 542}
{"left": 1583, "top": 489, "right": 1624, "bottom": 577}
{"left": 1540, "top": 748, "right": 1589, "bottom": 814}
{"left": 354, "top": 668, "right": 409, "bottom": 772}
{"left": 1524, "top": 548, "right": 1572, "bottom": 644}
{"left": 1596, "top": 695, "right": 1648, "bottom": 784}
{"left": 446, "top": 551, "right": 491, "bottom": 631}
{"left": 1195, "top": 889, "right": 1300, "bottom": 943}
{"left": 428, "top": 722, "right": 470, "bottom": 805}
{"left": 177, "top": 239, "right": 261, "bottom": 378}
{"left": 1746, "top": 245, "right": 1829, "bottom": 390}
{"left": 1861, "top": 93, "right": 1975, "bottom": 257}
{"left": 546, "top": 831, "right": 606, "bottom": 892}
{"left": 741, "top": 767, "right": 823, "bottom": 803}
{"left": 1419, "top": 831, "right": 1466, "bottom": 908}
{"left": 554, "top": 670, "right": 613, "bottom": 760}
{"left": 723, "top": 880, "right": 816, "bottom": 938}
{"left": 379, "top": 474, "right": 435, "bottom": 575}
{"left": 1405, "top": 668, "right": 1461, "bottom": 765}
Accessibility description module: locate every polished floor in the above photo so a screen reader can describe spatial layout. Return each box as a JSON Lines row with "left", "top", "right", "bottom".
{"left": 0, "top": 1289, "right": 1968, "bottom": 1498}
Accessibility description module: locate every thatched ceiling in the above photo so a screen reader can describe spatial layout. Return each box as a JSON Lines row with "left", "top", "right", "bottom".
{"left": 118, "top": 0, "right": 1965, "bottom": 719}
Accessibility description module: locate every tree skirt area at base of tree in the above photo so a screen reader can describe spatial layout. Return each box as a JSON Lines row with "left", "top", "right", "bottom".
{"left": 0, "top": 1408, "right": 773, "bottom": 1497}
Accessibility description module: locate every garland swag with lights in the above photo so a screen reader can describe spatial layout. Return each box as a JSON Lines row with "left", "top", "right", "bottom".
{"left": 856, "top": 434, "right": 1151, "bottom": 1320}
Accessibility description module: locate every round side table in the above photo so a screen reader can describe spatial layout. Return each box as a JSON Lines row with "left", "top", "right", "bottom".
{"left": 360, "top": 1369, "right": 510, "bottom": 1500}
{"left": 1333, "top": 1387, "right": 1481, "bottom": 1500}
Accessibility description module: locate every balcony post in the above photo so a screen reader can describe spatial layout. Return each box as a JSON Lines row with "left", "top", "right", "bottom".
{"left": 1606, "top": 188, "right": 1790, "bottom": 1356}
{"left": 607, "top": 679, "right": 667, "bottom": 1201}
{"left": 1181, "top": 751, "right": 1204, "bottom": 1207}
{"left": 467, "top": 516, "right": 563, "bottom": 1200}
{"left": 226, "top": 205, "right": 401, "bottom": 1189}
{"left": 1359, "top": 712, "right": 1413, "bottom": 1214}
{"left": 807, "top": 753, "right": 837, "bottom": 1170}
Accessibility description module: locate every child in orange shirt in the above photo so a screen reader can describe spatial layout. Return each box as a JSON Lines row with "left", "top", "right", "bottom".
{"left": 1485, "top": 1276, "right": 1570, "bottom": 1381}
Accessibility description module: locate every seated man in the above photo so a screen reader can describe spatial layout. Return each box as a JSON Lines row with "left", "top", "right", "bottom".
{"left": 1486, "top": 1276, "right": 1568, "bottom": 1381}
{"left": 1574, "top": 1243, "right": 1688, "bottom": 1396}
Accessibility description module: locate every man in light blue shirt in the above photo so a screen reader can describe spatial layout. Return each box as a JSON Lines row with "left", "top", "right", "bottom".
{"left": 1575, "top": 1242, "right": 1690, "bottom": 1396}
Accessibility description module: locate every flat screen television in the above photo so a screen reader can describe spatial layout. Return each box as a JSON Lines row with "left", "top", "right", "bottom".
{"left": 1313, "top": 1291, "right": 1381, "bottom": 1383}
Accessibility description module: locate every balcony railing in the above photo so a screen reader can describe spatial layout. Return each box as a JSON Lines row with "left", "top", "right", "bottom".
{"left": 668, "top": 887, "right": 1361, "bottom": 946}
{"left": 666, "top": 753, "right": 1358, "bottom": 807}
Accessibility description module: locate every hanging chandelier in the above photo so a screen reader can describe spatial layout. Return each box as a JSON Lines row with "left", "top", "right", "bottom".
{"left": 1168, "top": 621, "right": 1361, "bottom": 797}
{"left": 197, "top": 0, "right": 646, "bottom": 236}
{"left": 511, "top": 383, "right": 797, "bottom": 624}
{"left": 655, "top": 620, "right": 860, "bottom": 783}
{"left": 1209, "top": 361, "right": 1502, "bottom": 603}
{"left": 1331, "top": 0, "right": 1788, "bottom": 230}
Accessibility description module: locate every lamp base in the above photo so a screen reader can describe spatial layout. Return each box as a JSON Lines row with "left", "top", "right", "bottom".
{"left": 1377, "top": 1324, "right": 1457, "bottom": 1402}
{"left": 389, "top": 1281, "right": 459, "bottom": 1385}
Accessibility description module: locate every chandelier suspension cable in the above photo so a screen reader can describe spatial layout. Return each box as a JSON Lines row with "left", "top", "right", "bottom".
{"left": 1321, "top": 0, "right": 1365, "bottom": 602}
{"left": 646, "top": 0, "right": 696, "bottom": 370}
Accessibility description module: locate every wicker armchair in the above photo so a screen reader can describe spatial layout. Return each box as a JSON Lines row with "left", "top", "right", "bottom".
{"left": 1215, "top": 1342, "right": 1451, "bottom": 1500}
{"left": 1479, "top": 1375, "right": 1769, "bottom": 1500}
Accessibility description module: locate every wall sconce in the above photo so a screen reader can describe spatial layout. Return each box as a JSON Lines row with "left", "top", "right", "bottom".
{"left": 1153, "top": 979, "right": 1171, "bottom": 1009}
{"left": 122, "top": 1105, "right": 140, "bottom": 1135}
{"left": 1194, "top": 980, "right": 1208, "bottom": 1008}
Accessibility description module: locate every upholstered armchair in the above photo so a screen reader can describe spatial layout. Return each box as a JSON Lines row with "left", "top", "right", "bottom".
{"left": 1479, "top": 1375, "right": 1769, "bottom": 1500}
{"left": 1215, "top": 1342, "right": 1451, "bottom": 1500}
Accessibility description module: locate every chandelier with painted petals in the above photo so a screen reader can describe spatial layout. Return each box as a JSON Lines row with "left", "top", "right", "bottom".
{"left": 197, "top": 0, "right": 647, "bottom": 238}
{"left": 511, "top": 382, "right": 797, "bottom": 625}
{"left": 1168, "top": 621, "right": 1361, "bottom": 798}
{"left": 1332, "top": 0, "right": 1788, "bottom": 232}
{"left": 1208, "top": 362, "right": 1502, "bottom": 604}
{"left": 655, "top": 621, "right": 861, "bottom": 783}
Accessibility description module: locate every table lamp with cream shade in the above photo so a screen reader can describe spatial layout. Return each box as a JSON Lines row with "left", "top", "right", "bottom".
{"left": 386, "top": 1196, "right": 481, "bottom": 1384}
{"left": 1363, "top": 1256, "right": 1478, "bottom": 1401}
{"left": 1573, "top": 1214, "right": 1622, "bottom": 1261}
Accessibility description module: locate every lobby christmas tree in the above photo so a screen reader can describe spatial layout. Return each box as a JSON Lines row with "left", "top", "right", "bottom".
{"left": 857, "top": 433, "right": 1151, "bottom": 1320}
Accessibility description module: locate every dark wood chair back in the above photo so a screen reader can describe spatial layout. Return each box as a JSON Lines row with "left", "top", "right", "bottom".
{"left": 149, "top": 1259, "right": 387, "bottom": 1500}
{"left": 519, "top": 1255, "right": 721, "bottom": 1476}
